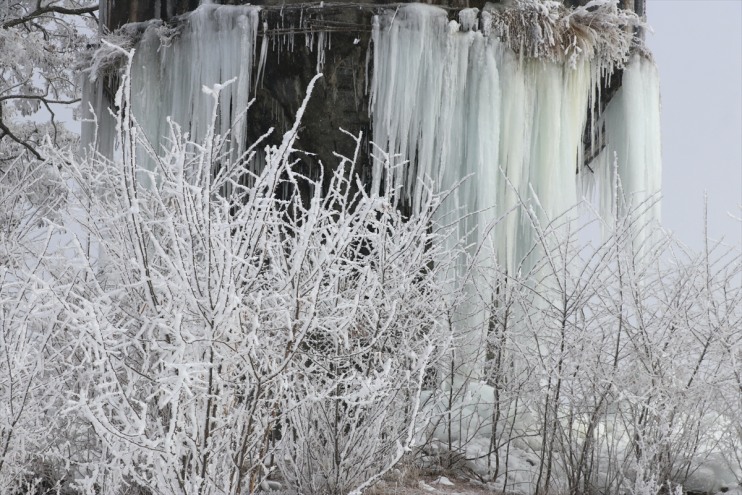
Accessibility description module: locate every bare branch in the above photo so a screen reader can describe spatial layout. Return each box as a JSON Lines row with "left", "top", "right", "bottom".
{"left": 2, "top": 4, "right": 99, "bottom": 29}
{"left": 0, "top": 119, "right": 44, "bottom": 161}
{"left": 0, "top": 94, "right": 80, "bottom": 105}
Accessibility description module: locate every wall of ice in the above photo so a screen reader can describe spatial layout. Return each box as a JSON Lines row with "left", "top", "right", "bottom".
{"left": 588, "top": 54, "right": 663, "bottom": 250}
{"left": 364, "top": 3, "right": 661, "bottom": 374}
{"left": 369, "top": 3, "right": 661, "bottom": 275}
{"left": 126, "top": 5, "right": 261, "bottom": 180}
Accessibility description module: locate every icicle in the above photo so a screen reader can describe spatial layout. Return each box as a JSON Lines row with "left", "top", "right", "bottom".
{"left": 481, "top": 10, "right": 493, "bottom": 37}
{"left": 80, "top": 73, "right": 117, "bottom": 160}
{"left": 256, "top": 21, "right": 269, "bottom": 92}
{"left": 370, "top": 5, "right": 504, "bottom": 376}
{"left": 316, "top": 31, "right": 326, "bottom": 73}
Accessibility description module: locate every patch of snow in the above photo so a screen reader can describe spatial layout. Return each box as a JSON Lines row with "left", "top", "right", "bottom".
{"left": 419, "top": 480, "right": 439, "bottom": 492}
{"left": 433, "top": 476, "right": 455, "bottom": 486}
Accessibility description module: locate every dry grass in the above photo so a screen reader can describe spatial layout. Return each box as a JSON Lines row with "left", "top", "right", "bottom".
{"left": 488, "top": 0, "right": 644, "bottom": 68}
{"left": 368, "top": 475, "right": 501, "bottom": 495}
{"left": 365, "top": 463, "right": 504, "bottom": 495}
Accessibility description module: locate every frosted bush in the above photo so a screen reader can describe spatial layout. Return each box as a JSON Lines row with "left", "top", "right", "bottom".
{"left": 432, "top": 195, "right": 741, "bottom": 495}
{"left": 18, "top": 47, "right": 461, "bottom": 495}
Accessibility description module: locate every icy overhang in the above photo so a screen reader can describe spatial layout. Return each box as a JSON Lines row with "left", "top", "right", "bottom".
{"left": 101, "top": 0, "right": 645, "bottom": 30}
{"left": 84, "top": 0, "right": 661, "bottom": 288}
{"left": 92, "top": 0, "right": 648, "bottom": 172}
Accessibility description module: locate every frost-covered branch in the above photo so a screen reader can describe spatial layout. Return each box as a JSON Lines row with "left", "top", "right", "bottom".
{"left": 1, "top": 0, "right": 97, "bottom": 163}
{"left": 1, "top": 2, "right": 98, "bottom": 29}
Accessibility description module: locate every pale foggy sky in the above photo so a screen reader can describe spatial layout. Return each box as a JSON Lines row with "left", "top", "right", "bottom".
{"left": 645, "top": 0, "right": 742, "bottom": 250}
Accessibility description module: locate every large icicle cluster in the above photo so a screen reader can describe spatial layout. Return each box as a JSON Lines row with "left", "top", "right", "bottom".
{"left": 368, "top": 3, "right": 660, "bottom": 375}
{"left": 589, "top": 54, "right": 663, "bottom": 247}
{"left": 127, "top": 5, "right": 261, "bottom": 175}
{"left": 370, "top": 3, "right": 660, "bottom": 273}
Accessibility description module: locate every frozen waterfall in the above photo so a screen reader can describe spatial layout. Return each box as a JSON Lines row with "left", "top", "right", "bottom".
{"left": 127, "top": 5, "right": 261, "bottom": 180}
{"left": 364, "top": 3, "right": 661, "bottom": 374}
{"left": 84, "top": 0, "right": 662, "bottom": 375}
{"left": 369, "top": 3, "right": 662, "bottom": 275}
{"left": 87, "top": 3, "right": 662, "bottom": 256}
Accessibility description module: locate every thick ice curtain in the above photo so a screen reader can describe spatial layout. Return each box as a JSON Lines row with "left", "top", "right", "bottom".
{"left": 370, "top": 6, "right": 505, "bottom": 374}
{"left": 494, "top": 53, "right": 593, "bottom": 274}
{"left": 594, "top": 54, "right": 662, "bottom": 249}
{"left": 369, "top": 5, "right": 601, "bottom": 275}
{"left": 129, "top": 5, "right": 261, "bottom": 183}
{"left": 369, "top": 5, "right": 599, "bottom": 374}
{"left": 85, "top": 2, "right": 662, "bottom": 378}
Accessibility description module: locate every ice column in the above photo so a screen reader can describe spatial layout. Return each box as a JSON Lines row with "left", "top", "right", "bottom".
{"left": 80, "top": 75, "right": 117, "bottom": 161}
{"left": 129, "top": 5, "right": 261, "bottom": 177}
{"left": 593, "top": 54, "right": 662, "bottom": 249}
{"left": 370, "top": 6, "right": 506, "bottom": 374}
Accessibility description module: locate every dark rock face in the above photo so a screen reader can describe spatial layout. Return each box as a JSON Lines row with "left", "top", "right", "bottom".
{"left": 104, "top": 0, "right": 200, "bottom": 29}
{"left": 248, "top": 6, "right": 374, "bottom": 190}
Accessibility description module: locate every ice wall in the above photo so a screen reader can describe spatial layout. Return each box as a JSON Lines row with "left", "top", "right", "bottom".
{"left": 368, "top": 4, "right": 661, "bottom": 374}
{"left": 590, "top": 54, "right": 663, "bottom": 249}
{"left": 369, "top": 4, "right": 661, "bottom": 273}
{"left": 128, "top": 5, "right": 261, "bottom": 179}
